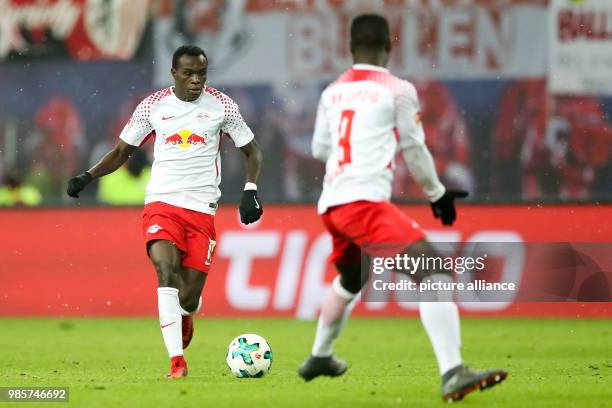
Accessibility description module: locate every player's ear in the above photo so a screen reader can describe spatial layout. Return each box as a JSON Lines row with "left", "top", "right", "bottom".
{"left": 385, "top": 39, "right": 391, "bottom": 53}
{"left": 171, "top": 67, "right": 177, "bottom": 78}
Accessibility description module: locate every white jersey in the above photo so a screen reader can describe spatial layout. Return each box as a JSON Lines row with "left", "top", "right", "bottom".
{"left": 120, "top": 86, "right": 254, "bottom": 214}
{"left": 312, "top": 64, "right": 444, "bottom": 214}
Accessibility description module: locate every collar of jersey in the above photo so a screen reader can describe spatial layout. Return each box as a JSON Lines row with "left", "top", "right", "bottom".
{"left": 352, "top": 63, "right": 389, "bottom": 73}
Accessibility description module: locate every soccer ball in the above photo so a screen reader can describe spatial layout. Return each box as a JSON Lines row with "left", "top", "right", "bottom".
{"left": 226, "top": 333, "right": 273, "bottom": 378}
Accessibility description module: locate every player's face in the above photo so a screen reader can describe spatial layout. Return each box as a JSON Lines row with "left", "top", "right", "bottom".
{"left": 172, "top": 54, "right": 208, "bottom": 101}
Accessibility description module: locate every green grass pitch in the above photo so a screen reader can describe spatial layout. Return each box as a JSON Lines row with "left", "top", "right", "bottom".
{"left": 0, "top": 318, "right": 610, "bottom": 407}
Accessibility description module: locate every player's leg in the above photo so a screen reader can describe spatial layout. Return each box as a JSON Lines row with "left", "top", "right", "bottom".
{"left": 299, "top": 208, "right": 364, "bottom": 381}
{"left": 408, "top": 240, "right": 507, "bottom": 401}
{"left": 148, "top": 239, "right": 188, "bottom": 378}
{"left": 342, "top": 202, "right": 462, "bottom": 378}
{"left": 402, "top": 239, "right": 507, "bottom": 401}
{"left": 177, "top": 211, "right": 216, "bottom": 350}
{"left": 178, "top": 268, "right": 206, "bottom": 349}
{"left": 299, "top": 261, "right": 364, "bottom": 381}
{"left": 403, "top": 239, "right": 463, "bottom": 376}
{"left": 330, "top": 201, "right": 506, "bottom": 399}
{"left": 310, "top": 262, "right": 363, "bottom": 359}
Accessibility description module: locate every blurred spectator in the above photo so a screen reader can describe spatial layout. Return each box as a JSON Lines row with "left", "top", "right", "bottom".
{"left": 493, "top": 80, "right": 549, "bottom": 199}
{"left": 24, "top": 95, "right": 87, "bottom": 203}
{"left": 549, "top": 95, "right": 612, "bottom": 199}
{"left": 90, "top": 92, "right": 153, "bottom": 168}
{"left": 88, "top": 91, "right": 155, "bottom": 203}
{"left": 218, "top": 86, "right": 288, "bottom": 202}
{"left": 393, "top": 80, "right": 473, "bottom": 200}
{"left": 0, "top": 173, "right": 42, "bottom": 207}
{"left": 98, "top": 149, "right": 150, "bottom": 205}
{"left": 266, "top": 81, "right": 324, "bottom": 202}
{"left": 493, "top": 80, "right": 612, "bottom": 200}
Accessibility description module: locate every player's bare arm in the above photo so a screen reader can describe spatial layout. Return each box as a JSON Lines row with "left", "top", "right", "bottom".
{"left": 66, "top": 140, "right": 137, "bottom": 198}
{"left": 89, "top": 140, "right": 137, "bottom": 178}
{"left": 240, "top": 139, "right": 263, "bottom": 183}
{"left": 239, "top": 139, "right": 264, "bottom": 224}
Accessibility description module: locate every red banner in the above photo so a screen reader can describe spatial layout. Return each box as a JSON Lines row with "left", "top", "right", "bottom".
{"left": 0, "top": 205, "right": 610, "bottom": 318}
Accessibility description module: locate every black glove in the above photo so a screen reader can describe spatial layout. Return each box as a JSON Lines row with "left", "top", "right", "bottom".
{"left": 430, "top": 189, "right": 468, "bottom": 226}
{"left": 67, "top": 172, "right": 93, "bottom": 198}
{"left": 239, "top": 189, "right": 263, "bottom": 224}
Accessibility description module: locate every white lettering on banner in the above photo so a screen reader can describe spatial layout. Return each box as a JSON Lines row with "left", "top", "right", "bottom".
{"left": 273, "top": 231, "right": 308, "bottom": 310}
{"left": 217, "top": 229, "right": 524, "bottom": 318}
{"left": 457, "top": 231, "right": 524, "bottom": 311}
{"left": 219, "top": 231, "right": 280, "bottom": 310}
{"left": 296, "top": 233, "right": 332, "bottom": 320}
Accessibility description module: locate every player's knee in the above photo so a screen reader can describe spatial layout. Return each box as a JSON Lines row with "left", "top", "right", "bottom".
{"left": 339, "top": 274, "right": 363, "bottom": 294}
{"left": 152, "top": 259, "right": 180, "bottom": 285}
{"left": 336, "top": 263, "right": 366, "bottom": 294}
{"left": 179, "top": 291, "right": 200, "bottom": 312}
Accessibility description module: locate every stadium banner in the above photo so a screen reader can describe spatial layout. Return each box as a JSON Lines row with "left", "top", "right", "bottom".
{"left": 548, "top": 0, "right": 612, "bottom": 96}
{"left": 0, "top": 205, "right": 610, "bottom": 318}
{"left": 153, "top": 0, "right": 548, "bottom": 87}
{"left": 0, "top": 0, "right": 150, "bottom": 60}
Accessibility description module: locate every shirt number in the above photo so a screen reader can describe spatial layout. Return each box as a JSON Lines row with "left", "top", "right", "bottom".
{"left": 338, "top": 110, "right": 355, "bottom": 165}
{"left": 205, "top": 239, "right": 216, "bottom": 266}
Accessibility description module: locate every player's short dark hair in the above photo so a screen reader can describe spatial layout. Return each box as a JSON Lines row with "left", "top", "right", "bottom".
{"left": 350, "top": 14, "right": 390, "bottom": 52}
{"left": 172, "top": 45, "right": 207, "bottom": 68}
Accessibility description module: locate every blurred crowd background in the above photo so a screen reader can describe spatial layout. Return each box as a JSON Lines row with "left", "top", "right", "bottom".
{"left": 0, "top": 0, "right": 610, "bottom": 207}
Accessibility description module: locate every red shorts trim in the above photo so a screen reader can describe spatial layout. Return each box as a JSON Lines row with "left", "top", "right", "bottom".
{"left": 142, "top": 201, "right": 216, "bottom": 273}
{"left": 321, "top": 201, "right": 426, "bottom": 265}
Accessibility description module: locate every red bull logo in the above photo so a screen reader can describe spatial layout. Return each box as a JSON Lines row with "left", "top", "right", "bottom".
{"left": 163, "top": 129, "right": 207, "bottom": 149}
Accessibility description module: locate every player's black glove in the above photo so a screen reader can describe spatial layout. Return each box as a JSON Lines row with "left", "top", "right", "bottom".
{"left": 239, "top": 189, "right": 263, "bottom": 224}
{"left": 430, "top": 190, "right": 468, "bottom": 226}
{"left": 66, "top": 172, "right": 93, "bottom": 198}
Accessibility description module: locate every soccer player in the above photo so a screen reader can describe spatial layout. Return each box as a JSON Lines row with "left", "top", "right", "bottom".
{"left": 66, "top": 45, "right": 263, "bottom": 379}
{"left": 297, "top": 15, "right": 507, "bottom": 402}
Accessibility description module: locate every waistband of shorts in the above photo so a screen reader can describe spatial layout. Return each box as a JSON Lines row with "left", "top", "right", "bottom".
{"left": 144, "top": 198, "right": 218, "bottom": 215}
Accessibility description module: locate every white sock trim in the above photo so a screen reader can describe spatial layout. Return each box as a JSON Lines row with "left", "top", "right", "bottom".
{"left": 179, "top": 296, "right": 203, "bottom": 316}
{"left": 332, "top": 276, "right": 357, "bottom": 301}
{"left": 157, "top": 287, "right": 179, "bottom": 296}
{"left": 194, "top": 296, "right": 202, "bottom": 313}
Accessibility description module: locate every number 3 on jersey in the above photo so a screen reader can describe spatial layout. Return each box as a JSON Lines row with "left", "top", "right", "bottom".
{"left": 338, "top": 110, "right": 355, "bottom": 165}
